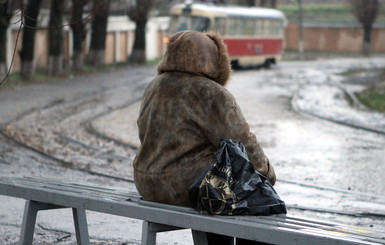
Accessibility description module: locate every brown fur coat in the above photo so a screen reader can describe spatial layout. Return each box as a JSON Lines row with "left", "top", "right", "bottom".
{"left": 133, "top": 31, "right": 276, "bottom": 206}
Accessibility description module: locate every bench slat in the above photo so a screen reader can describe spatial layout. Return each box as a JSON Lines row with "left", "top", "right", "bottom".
{"left": 239, "top": 215, "right": 385, "bottom": 241}
{"left": 0, "top": 177, "right": 384, "bottom": 245}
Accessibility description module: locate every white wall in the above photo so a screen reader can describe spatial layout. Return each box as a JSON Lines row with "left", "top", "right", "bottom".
{"left": 146, "top": 17, "right": 170, "bottom": 60}
{"left": 108, "top": 16, "right": 170, "bottom": 61}
{"left": 6, "top": 13, "right": 171, "bottom": 70}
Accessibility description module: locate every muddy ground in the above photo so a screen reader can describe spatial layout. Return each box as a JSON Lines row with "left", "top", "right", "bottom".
{"left": 0, "top": 57, "right": 385, "bottom": 244}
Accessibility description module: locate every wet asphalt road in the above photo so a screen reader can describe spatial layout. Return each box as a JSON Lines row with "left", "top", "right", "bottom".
{"left": 0, "top": 57, "right": 385, "bottom": 244}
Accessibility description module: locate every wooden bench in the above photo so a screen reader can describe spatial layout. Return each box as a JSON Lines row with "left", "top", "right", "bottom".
{"left": 0, "top": 177, "right": 384, "bottom": 245}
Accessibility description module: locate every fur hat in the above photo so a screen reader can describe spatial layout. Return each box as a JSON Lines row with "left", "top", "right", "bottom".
{"left": 157, "top": 31, "right": 232, "bottom": 86}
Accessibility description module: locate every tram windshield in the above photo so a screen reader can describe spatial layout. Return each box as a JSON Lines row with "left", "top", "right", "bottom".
{"left": 169, "top": 15, "right": 210, "bottom": 33}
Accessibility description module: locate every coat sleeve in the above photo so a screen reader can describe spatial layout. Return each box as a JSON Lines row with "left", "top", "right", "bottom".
{"left": 203, "top": 88, "right": 276, "bottom": 185}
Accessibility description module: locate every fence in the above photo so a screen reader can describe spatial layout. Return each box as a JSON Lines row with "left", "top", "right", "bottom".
{"left": 6, "top": 16, "right": 385, "bottom": 73}
{"left": 285, "top": 23, "right": 385, "bottom": 53}
{"left": 6, "top": 16, "right": 169, "bottom": 73}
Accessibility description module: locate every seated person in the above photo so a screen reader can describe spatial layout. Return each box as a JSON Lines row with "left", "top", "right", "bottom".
{"left": 133, "top": 30, "right": 276, "bottom": 245}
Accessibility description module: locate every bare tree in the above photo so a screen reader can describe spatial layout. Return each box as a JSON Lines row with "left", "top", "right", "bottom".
{"left": 20, "top": 0, "right": 43, "bottom": 80}
{"left": 297, "top": 0, "right": 304, "bottom": 55}
{"left": 2, "top": 0, "right": 93, "bottom": 84}
{"left": 88, "top": 0, "right": 110, "bottom": 66}
{"left": 70, "top": 0, "right": 88, "bottom": 71}
{"left": 127, "top": 0, "right": 154, "bottom": 64}
{"left": 259, "top": 0, "right": 277, "bottom": 7}
{"left": 48, "top": 0, "right": 65, "bottom": 75}
{"left": 246, "top": 0, "right": 256, "bottom": 6}
{"left": 350, "top": 0, "right": 380, "bottom": 55}
{"left": 0, "top": 1, "right": 12, "bottom": 80}
{"left": 236, "top": 0, "right": 277, "bottom": 7}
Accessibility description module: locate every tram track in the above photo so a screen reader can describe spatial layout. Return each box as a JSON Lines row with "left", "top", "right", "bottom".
{"left": 3, "top": 119, "right": 384, "bottom": 220}
{"left": 1, "top": 64, "right": 384, "bottom": 225}
{"left": 0, "top": 71, "right": 150, "bottom": 183}
{"left": 2, "top": 110, "right": 385, "bottom": 221}
{"left": 0, "top": 128, "right": 135, "bottom": 183}
{"left": 291, "top": 82, "right": 385, "bottom": 136}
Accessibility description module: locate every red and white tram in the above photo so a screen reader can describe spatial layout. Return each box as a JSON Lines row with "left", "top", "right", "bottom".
{"left": 167, "top": 2, "right": 287, "bottom": 68}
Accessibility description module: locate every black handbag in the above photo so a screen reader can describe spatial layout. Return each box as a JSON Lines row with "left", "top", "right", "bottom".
{"left": 189, "top": 139, "right": 286, "bottom": 215}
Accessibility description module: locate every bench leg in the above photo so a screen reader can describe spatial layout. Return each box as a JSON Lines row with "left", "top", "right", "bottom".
{"left": 18, "top": 200, "right": 90, "bottom": 245}
{"left": 192, "top": 230, "right": 209, "bottom": 245}
{"left": 19, "top": 200, "right": 65, "bottom": 245}
{"left": 19, "top": 200, "right": 39, "bottom": 245}
{"left": 141, "top": 221, "right": 157, "bottom": 245}
{"left": 73, "top": 208, "right": 90, "bottom": 245}
{"left": 141, "top": 221, "right": 184, "bottom": 245}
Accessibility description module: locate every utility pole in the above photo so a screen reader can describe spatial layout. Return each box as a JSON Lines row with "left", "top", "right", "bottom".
{"left": 297, "top": 0, "right": 304, "bottom": 56}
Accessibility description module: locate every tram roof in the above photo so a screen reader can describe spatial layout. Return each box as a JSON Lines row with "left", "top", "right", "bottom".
{"left": 171, "top": 3, "right": 286, "bottom": 20}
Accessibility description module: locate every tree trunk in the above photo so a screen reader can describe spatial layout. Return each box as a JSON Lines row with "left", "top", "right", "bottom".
{"left": 129, "top": 19, "right": 147, "bottom": 64}
{"left": 0, "top": 27, "right": 6, "bottom": 68}
{"left": 48, "top": 0, "right": 64, "bottom": 75}
{"left": 70, "top": 0, "right": 87, "bottom": 72}
{"left": 20, "top": 0, "right": 42, "bottom": 80}
{"left": 363, "top": 24, "right": 372, "bottom": 56}
{"left": 0, "top": 2, "right": 11, "bottom": 80}
{"left": 350, "top": 0, "right": 379, "bottom": 56}
{"left": 297, "top": 0, "right": 304, "bottom": 55}
{"left": 0, "top": 63, "right": 6, "bottom": 82}
{"left": 72, "top": 51, "right": 84, "bottom": 71}
{"left": 259, "top": 0, "right": 277, "bottom": 8}
{"left": 260, "top": 0, "right": 268, "bottom": 7}
{"left": 126, "top": 0, "right": 153, "bottom": 65}
{"left": 88, "top": 0, "right": 110, "bottom": 67}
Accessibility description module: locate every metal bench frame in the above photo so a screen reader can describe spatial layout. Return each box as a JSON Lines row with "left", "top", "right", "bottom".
{"left": 18, "top": 200, "right": 208, "bottom": 245}
{"left": 19, "top": 201, "right": 89, "bottom": 245}
{"left": 0, "top": 177, "right": 384, "bottom": 245}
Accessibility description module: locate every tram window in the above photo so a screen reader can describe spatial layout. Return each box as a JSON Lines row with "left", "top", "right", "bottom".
{"left": 262, "top": 20, "right": 269, "bottom": 36}
{"left": 192, "top": 17, "right": 210, "bottom": 32}
{"left": 277, "top": 20, "right": 284, "bottom": 36}
{"left": 271, "top": 21, "right": 276, "bottom": 36}
{"left": 244, "top": 19, "right": 255, "bottom": 36}
{"left": 267, "top": 21, "right": 273, "bottom": 36}
{"left": 215, "top": 17, "right": 226, "bottom": 35}
{"left": 229, "top": 18, "right": 243, "bottom": 35}
{"left": 270, "top": 20, "right": 279, "bottom": 36}
{"left": 169, "top": 15, "right": 210, "bottom": 33}
{"left": 255, "top": 20, "right": 263, "bottom": 36}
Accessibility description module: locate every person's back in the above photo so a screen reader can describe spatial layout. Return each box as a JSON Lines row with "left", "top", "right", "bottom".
{"left": 133, "top": 31, "right": 276, "bottom": 207}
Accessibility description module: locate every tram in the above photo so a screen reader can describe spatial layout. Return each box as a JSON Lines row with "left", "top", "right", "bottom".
{"left": 167, "top": 2, "right": 287, "bottom": 68}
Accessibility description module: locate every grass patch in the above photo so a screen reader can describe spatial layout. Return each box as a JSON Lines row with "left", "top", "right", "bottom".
{"left": 282, "top": 49, "right": 364, "bottom": 61}
{"left": 355, "top": 85, "right": 385, "bottom": 112}
{"left": 1, "top": 62, "right": 137, "bottom": 89}
{"left": 338, "top": 68, "right": 369, "bottom": 76}
{"left": 278, "top": 3, "right": 385, "bottom": 24}
{"left": 1, "top": 58, "right": 161, "bottom": 89}
{"left": 338, "top": 67, "right": 385, "bottom": 77}
{"left": 1, "top": 69, "right": 52, "bottom": 88}
{"left": 338, "top": 67, "right": 385, "bottom": 112}
{"left": 146, "top": 58, "right": 162, "bottom": 66}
